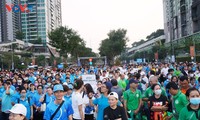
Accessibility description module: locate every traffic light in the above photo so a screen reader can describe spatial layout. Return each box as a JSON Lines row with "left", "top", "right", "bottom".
{"left": 89, "top": 58, "right": 92, "bottom": 62}
{"left": 89, "top": 58, "right": 92, "bottom": 65}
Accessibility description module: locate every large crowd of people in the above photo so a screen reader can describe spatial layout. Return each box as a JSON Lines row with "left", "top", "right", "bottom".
{"left": 0, "top": 62, "right": 200, "bottom": 120}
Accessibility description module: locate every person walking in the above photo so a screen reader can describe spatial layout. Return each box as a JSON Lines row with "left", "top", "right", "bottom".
{"left": 44, "top": 84, "right": 73, "bottom": 120}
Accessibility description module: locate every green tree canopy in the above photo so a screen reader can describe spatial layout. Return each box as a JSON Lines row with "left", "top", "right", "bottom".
{"left": 99, "top": 29, "right": 128, "bottom": 64}
{"left": 146, "top": 29, "right": 164, "bottom": 40}
{"left": 48, "top": 26, "right": 96, "bottom": 58}
{"left": 16, "top": 31, "right": 25, "bottom": 40}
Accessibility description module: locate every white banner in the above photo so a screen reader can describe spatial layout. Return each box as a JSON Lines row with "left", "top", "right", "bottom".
{"left": 82, "top": 74, "right": 97, "bottom": 92}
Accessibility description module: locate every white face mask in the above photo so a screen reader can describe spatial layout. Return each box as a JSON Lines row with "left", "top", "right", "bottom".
{"left": 17, "top": 80, "right": 22, "bottom": 83}
{"left": 168, "top": 75, "right": 172, "bottom": 80}
{"left": 155, "top": 89, "right": 162, "bottom": 95}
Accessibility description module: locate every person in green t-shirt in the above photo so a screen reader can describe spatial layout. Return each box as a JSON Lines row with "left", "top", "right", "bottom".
{"left": 179, "top": 87, "right": 200, "bottom": 120}
{"left": 166, "top": 82, "right": 188, "bottom": 120}
{"left": 118, "top": 74, "right": 127, "bottom": 91}
{"left": 143, "top": 76, "right": 167, "bottom": 102}
{"left": 123, "top": 78, "right": 142, "bottom": 120}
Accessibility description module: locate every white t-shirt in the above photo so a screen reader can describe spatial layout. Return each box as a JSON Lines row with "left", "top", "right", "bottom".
{"left": 83, "top": 95, "right": 95, "bottom": 115}
{"left": 161, "top": 67, "right": 169, "bottom": 76}
{"left": 141, "top": 76, "right": 149, "bottom": 91}
{"left": 72, "top": 92, "right": 84, "bottom": 119}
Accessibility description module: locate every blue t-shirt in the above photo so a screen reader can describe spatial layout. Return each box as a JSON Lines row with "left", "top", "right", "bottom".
{"left": 0, "top": 86, "right": 5, "bottom": 99}
{"left": 29, "top": 76, "right": 36, "bottom": 84}
{"left": 163, "top": 79, "right": 170, "bottom": 88}
{"left": 11, "top": 91, "right": 20, "bottom": 103}
{"left": 14, "top": 97, "right": 33, "bottom": 119}
{"left": 93, "top": 94, "right": 121, "bottom": 120}
{"left": 70, "top": 74, "right": 75, "bottom": 83}
{"left": 64, "top": 95, "right": 72, "bottom": 104}
{"left": 44, "top": 100, "right": 74, "bottom": 120}
{"left": 45, "top": 94, "right": 55, "bottom": 105}
{"left": 33, "top": 92, "right": 43, "bottom": 107}
{"left": 28, "top": 90, "right": 37, "bottom": 99}
{"left": 1, "top": 89, "right": 14, "bottom": 112}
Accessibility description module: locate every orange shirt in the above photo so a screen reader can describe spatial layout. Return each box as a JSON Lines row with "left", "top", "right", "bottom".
{"left": 181, "top": 87, "right": 189, "bottom": 94}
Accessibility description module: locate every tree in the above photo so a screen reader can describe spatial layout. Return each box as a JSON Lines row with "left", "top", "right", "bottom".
{"left": 48, "top": 26, "right": 86, "bottom": 58}
{"left": 36, "top": 55, "right": 45, "bottom": 66}
{"left": 99, "top": 29, "right": 128, "bottom": 64}
{"left": 132, "top": 39, "right": 145, "bottom": 47}
{"left": 146, "top": 29, "right": 164, "bottom": 40}
{"left": 16, "top": 31, "right": 25, "bottom": 40}
{"left": 29, "top": 37, "right": 42, "bottom": 44}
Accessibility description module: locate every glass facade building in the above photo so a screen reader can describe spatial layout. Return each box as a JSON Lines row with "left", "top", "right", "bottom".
{"left": 20, "top": 0, "right": 62, "bottom": 44}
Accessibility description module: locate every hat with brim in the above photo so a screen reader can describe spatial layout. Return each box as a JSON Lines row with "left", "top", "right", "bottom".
{"left": 53, "top": 84, "right": 64, "bottom": 92}
{"left": 108, "top": 92, "right": 118, "bottom": 100}
{"left": 8, "top": 104, "right": 27, "bottom": 116}
{"left": 129, "top": 78, "right": 139, "bottom": 84}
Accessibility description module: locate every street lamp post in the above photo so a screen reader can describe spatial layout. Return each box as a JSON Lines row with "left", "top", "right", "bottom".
{"left": 11, "top": 44, "right": 14, "bottom": 70}
{"left": 192, "top": 36, "right": 196, "bottom": 63}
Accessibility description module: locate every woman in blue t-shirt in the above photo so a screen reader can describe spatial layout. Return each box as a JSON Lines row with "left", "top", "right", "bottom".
{"left": 89, "top": 81, "right": 122, "bottom": 120}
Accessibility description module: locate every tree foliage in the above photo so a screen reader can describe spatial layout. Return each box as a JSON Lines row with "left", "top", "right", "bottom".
{"left": 16, "top": 31, "right": 25, "bottom": 40}
{"left": 48, "top": 26, "right": 96, "bottom": 58}
{"left": 99, "top": 29, "right": 128, "bottom": 64}
{"left": 146, "top": 29, "right": 164, "bottom": 40}
{"left": 132, "top": 39, "right": 146, "bottom": 47}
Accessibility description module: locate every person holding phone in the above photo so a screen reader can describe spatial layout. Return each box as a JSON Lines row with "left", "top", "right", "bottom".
{"left": 1, "top": 81, "right": 14, "bottom": 120}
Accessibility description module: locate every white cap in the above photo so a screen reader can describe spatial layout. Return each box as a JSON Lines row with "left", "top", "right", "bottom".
{"left": 9, "top": 104, "right": 27, "bottom": 116}
{"left": 108, "top": 92, "right": 118, "bottom": 100}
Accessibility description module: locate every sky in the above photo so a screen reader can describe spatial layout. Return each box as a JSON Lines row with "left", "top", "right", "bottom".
{"left": 61, "top": 0, "right": 164, "bottom": 53}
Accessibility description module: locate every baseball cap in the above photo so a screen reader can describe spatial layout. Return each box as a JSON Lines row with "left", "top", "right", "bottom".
{"left": 108, "top": 92, "right": 118, "bottom": 100}
{"left": 53, "top": 84, "right": 64, "bottom": 92}
{"left": 129, "top": 78, "right": 139, "bottom": 84}
{"left": 9, "top": 104, "right": 27, "bottom": 116}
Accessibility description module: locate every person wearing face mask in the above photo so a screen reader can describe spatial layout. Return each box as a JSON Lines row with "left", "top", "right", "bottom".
{"left": 143, "top": 76, "right": 167, "bottom": 120}
{"left": 189, "top": 77, "right": 196, "bottom": 88}
{"left": 188, "top": 70, "right": 195, "bottom": 81}
{"left": 179, "top": 87, "right": 200, "bottom": 120}
{"left": 148, "top": 84, "right": 168, "bottom": 120}
{"left": 14, "top": 88, "right": 33, "bottom": 120}
{"left": 166, "top": 82, "right": 188, "bottom": 120}
{"left": 164, "top": 73, "right": 172, "bottom": 88}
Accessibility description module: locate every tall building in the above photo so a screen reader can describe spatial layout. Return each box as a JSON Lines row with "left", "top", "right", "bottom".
{"left": 163, "top": 0, "right": 200, "bottom": 43}
{"left": 0, "top": 0, "right": 21, "bottom": 42}
{"left": 21, "top": 0, "right": 62, "bottom": 44}
{"left": 192, "top": 0, "right": 200, "bottom": 33}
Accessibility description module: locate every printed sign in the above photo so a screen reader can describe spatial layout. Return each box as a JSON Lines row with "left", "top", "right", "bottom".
{"left": 82, "top": 74, "right": 97, "bottom": 90}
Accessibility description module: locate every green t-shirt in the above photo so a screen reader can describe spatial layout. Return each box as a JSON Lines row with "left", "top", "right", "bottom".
{"left": 143, "top": 86, "right": 167, "bottom": 99}
{"left": 123, "top": 89, "right": 142, "bottom": 110}
{"left": 118, "top": 79, "right": 127, "bottom": 90}
{"left": 172, "top": 91, "right": 188, "bottom": 120}
{"left": 174, "top": 70, "right": 181, "bottom": 77}
{"left": 179, "top": 105, "right": 200, "bottom": 120}
{"left": 125, "top": 79, "right": 129, "bottom": 86}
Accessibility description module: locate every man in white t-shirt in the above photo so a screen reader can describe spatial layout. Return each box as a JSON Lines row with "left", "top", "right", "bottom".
{"left": 161, "top": 63, "right": 169, "bottom": 77}
{"left": 140, "top": 71, "right": 149, "bottom": 91}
